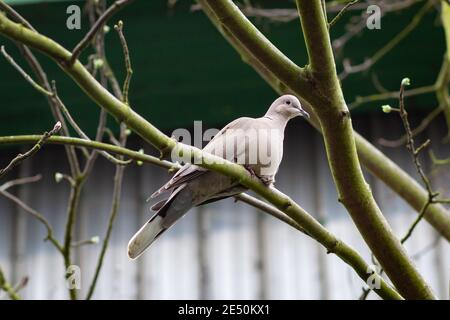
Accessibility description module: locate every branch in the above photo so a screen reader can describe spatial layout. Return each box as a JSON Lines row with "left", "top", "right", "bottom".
{"left": 62, "top": 176, "right": 82, "bottom": 300}
{"left": 1, "top": 45, "right": 53, "bottom": 96}
{"left": 430, "top": 150, "right": 450, "bottom": 165}
{"left": 86, "top": 18, "right": 131, "bottom": 298}
{"left": 194, "top": 0, "right": 450, "bottom": 245}
{"left": 0, "top": 175, "right": 64, "bottom": 253}
{"left": 69, "top": 0, "right": 135, "bottom": 65}
{"left": 0, "top": 174, "right": 41, "bottom": 190}
{"left": 0, "top": 122, "right": 61, "bottom": 178}
{"left": 391, "top": 78, "right": 450, "bottom": 242}
{"left": 196, "top": 0, "right": 313, "bottom": 101}
{"left": 297, "top": 0, "right": 434, "bottom": 299}
{"left": 0, "top": 6, "right": 429, "bottom": 299}
{"left": 114, "top": 20, "right": 133, "bottom": 105}
{"left": 0, "top": 267, "right": 21, "bottom": 300}
{"left": 350, "top": 84, "right": 437, "bottom": 110}
{"left": 51, "top": 81, "right": 131, "bottom": 165}
{"left": 86, "top": 163, "right": 125, "bottom": 300}
{"left": 295, "top": 0, "right": 337, "bottom": 83}
{"left": 361, "top": 76, "right": 448, "bottom": 299}
{"left": 0, "top": 135, "right": 401, "bottom": 300}
{"left": 378, "top": 106, "right": 443, "bottom": 148}
{"left": 234, "top": 193, "right": 307, "bottom": 235}
{"left": 0, "top": 1, "right": 81, "bottom": 177}
{"left": 328, "top": 0, "right": 359, "bottom": 28}
{"left": 338, "top": 0, "right": 433, "bottom": 79}
{"left": 0, "top": 135, "right": 174, "bottom": 168}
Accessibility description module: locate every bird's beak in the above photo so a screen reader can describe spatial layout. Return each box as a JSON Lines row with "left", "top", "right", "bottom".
{"left": 298, "top": 108, "right": 310, "bottom": 118}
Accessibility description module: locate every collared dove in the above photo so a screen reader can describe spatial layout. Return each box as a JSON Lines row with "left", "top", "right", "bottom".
{"left": 128, "top": 94, "right": 309, "bottom": 259}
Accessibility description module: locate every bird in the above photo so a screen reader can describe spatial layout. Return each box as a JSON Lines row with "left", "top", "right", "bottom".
{"left": 128, "top": 94, "right": 309, "bottom": 259}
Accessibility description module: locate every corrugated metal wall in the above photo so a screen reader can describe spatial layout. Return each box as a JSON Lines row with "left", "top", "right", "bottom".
{"left": 0, "top": 117, "right": 449, "bottom": 299}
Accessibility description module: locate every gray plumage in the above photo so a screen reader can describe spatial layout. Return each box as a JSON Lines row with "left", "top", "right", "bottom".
{"left": 128, "top": 94, "right": 309, "bottom": 259}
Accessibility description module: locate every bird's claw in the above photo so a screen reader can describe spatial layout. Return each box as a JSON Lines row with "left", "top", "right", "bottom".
{"left": 244, "top": 165, "right": 274, "bottom": 186}
{"left": 244, "top": 164, "right": 257, "bottom": 177}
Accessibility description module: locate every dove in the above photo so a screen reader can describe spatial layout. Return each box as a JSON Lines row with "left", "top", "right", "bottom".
{"left": 128, "top": 94, "right": 309, "bottom": 259}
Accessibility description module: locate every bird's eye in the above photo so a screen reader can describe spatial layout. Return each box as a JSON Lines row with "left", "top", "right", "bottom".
{"left": 285, "top": 100, "right": 291, "bottom": 105}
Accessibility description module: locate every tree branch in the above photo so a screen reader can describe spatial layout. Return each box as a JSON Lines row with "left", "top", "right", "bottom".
{"left": 195, "top": 0, "right": 450, "bottom": 244}
{"left": 114, "top": 20, "right": 132, "bottom": 105}
{"left": 0, "top": 5, "right": 433, "bottom": 299}
{"left": 1, "top": 45, "right": 53, "bottom": 96}
{"left": 69, "top": 0, "right": 135, "bottom": 65}
{"left": 0, "top": 175, "right": 64, "bottom": 253}
{"left": 86, "top": 18, "right": 131, "bottom": 298}
{"left": 0, "top": 134, "right": 401, "bottom": 300}
{"left": 328, "top": 0, "right": 359, "bottom": 28}
{"left": 0, "top": 267, "right": 21, "bottom": 300}
{"left": 0, "top": 122, "right": 61, "bottom": 178}
{"left": 0, "top": 1, "right": 81, "bottom": 177}
{"left": 295, "top": 0, "right": 434, "bottom": 299}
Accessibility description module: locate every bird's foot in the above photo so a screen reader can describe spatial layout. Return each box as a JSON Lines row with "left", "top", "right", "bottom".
{"left": 243, "top": 164, "right": 257, "bottom": 177}
{"left": 259, "top": 176, "right": 274, "bottom": 187}
{"left": 244, "top": 165, "right": 274, "bottom": 187}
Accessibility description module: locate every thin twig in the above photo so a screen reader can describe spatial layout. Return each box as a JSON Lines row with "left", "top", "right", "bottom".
{"left": 81, "top": 0, "right": 114, "bottom": 177}
{"left": 0, "top": 122, "right": 61, "bottom": 178}
{"left": 0, "top": 131, "right": 403, "bottom": 299}
{"left": 86, "top": 164, "right": 125, "bottom": 300}
{"left": 51, "top": 81, "right": 130, "bottom": 165}
{"left": 328, "top": 0, "right": 359, "bottom": 28}
{"left": 62, "top": 178, "right": 83, "bottom": 300}
{"left": 86, "top": 9, "right": 131, "bottom": 299}
{"left": 360, "top": 75, "right": 444, "bottom": 299}
{"left": 0, "top": 267, "right": 21, "bottom": 300}
{"left": 350, "top": 84, "right": 437, "bottom": 110}
{"left": 0, "top": 174, "right": 42, "bottom": 191}
{"left": 12, "top": 276, "right": 29, "bottom": 294}
{"left": 114, "top": 20, "right": 133, "bottom": 105}
{"left": 104, "top": 128, "right": 122, "bottom": 146}
{"left": 379, "top": 106, "right": 443, "bottom": 147}
{"left": 1, "top": 45, "right": 53, "bottom": 96}
{"left": 18, "top": 42, "right": 81, "bottom": 177}
{"left": 0, "top": 135, "right": 174, "bottom": 168}
{"left": 235, "top": 193, "right": 308, "bottom": 235}
{"left": 339, "top": 1, "right": 432, "bottom": 79}
{"left": 430, "top": 150, "right": 450, "bottom": 166}
{"left": 0, "top": 1, "right": 35, "bottom": 31}
{"left": 70, "top": 0, "right": 135, "bottom": 65}
{"left": 411, "top": 234, "right": 441, "bottom": 260}
{"left": 0, "top": 175, "right": 63, "bottom": 253}
{"left": 397, "top": 79, "right": 435, "bottom": 196}
{"left": 0, "top": 1, "right": 81, "bottom": 176}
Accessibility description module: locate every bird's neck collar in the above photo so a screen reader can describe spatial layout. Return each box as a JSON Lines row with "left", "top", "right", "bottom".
{"left": 264, "top": 113, "right": 290, "bottom": 124}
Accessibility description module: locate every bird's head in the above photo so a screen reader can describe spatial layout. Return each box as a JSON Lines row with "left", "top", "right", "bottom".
{"left": 266, "top": 94, "right": 309, "bottom": 120}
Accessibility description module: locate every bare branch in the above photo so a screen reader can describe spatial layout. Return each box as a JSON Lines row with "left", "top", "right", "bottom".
{"left": 328, "top": 0, "right": 359, "bottom": 28}
{"left": 51, "top": 82, "right": 131, "bottom": 166}
{"left": 0, "top": 174, "right": 42, "bottom": 191}
{"left": 430, "top": 150, "right": 450, "bottom": 166}
{"left": 0, "top": 122, "right": 61, "bottom": 178}
{"left": 70, "top": 0, "right": 135, "bottom": 65}
{"left": 0, "top": 175, "right": 63, "bottom": 253}
{"left": 338, "top": 1, "right": 432, "bottom": 79}
{"left": 1, "top": 45, "right": 53, "bottom": 96}
{"left": 0, "top": 267, "right": 21, "bottom": 300}
{"left": 378, "top": 106, "right": 443, "bottom": 147}
{"left": 114, "top": 20, "right": 133, "bottom": 105}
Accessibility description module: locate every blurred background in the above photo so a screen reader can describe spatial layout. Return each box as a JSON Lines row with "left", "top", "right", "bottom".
{"left": 0, "top": 0, "right": 449, "bottom": 299}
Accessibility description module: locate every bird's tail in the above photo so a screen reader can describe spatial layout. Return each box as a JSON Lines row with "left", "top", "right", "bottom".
{"left": 127, "top": 186, "right": 192, "bottom": 259}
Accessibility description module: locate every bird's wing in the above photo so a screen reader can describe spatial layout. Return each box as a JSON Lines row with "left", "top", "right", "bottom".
{"left": 150, "top": 117, "right": 252, "bottom": 198}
